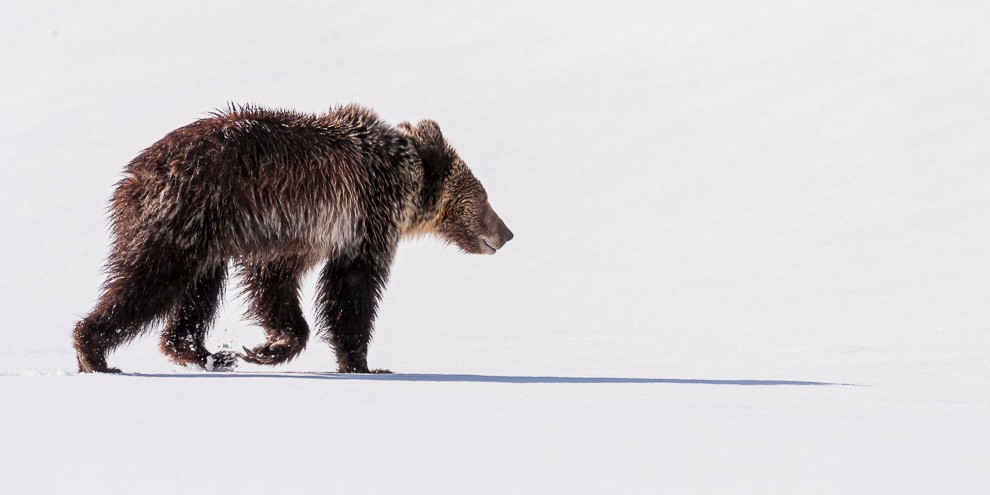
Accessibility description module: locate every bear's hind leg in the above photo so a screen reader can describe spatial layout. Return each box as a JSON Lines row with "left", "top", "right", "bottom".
{"left": 237, "top": 257, "right": 310, "bottom": 366}
{"left": 160, "top": 263, "right": 236, "bottom": 371}
{"left": 74, "top": 263, "right": 190, "bottom": 373}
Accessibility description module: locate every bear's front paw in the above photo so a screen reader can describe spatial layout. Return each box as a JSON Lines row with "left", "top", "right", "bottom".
{"left": 92, "top": 367, "right": 122, "bottom": 374}
{"left": 239, "top": 340, "right": 303, "bottom": 366}
{"left": 337, "top": 363, "right": 392, "bottom": 374}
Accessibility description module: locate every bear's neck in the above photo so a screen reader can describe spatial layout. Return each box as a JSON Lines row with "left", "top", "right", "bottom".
{"left": 402, "top": 152, "right": 447, "bottom": 238}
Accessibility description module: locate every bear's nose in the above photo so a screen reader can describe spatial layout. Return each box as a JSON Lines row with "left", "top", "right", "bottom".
{"left": 499, "top": 220, "right": 514, "bottom": 244}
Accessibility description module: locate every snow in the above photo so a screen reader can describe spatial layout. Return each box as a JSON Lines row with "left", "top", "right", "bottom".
{"left": 2, "top": 1, "right": 989, "bottom": 493}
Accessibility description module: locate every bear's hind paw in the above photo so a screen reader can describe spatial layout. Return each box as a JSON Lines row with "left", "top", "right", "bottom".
{"left": 204, "top": 351, "right": 238, "bottom": 372}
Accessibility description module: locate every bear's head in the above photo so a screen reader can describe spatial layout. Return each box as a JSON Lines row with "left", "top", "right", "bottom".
{"left": 401, "top": 120, "right": 513, "bottom": 255}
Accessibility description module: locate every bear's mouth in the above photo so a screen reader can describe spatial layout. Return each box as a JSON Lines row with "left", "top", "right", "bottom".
{"left": 481, "top": 239, "right": 497, "bottom": 254}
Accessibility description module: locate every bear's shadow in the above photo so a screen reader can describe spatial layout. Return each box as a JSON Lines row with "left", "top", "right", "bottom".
{"left": 123, "top": 372, "right": 856, "bottom": 386}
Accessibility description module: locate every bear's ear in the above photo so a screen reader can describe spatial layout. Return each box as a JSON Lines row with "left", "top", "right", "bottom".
{"left": 414, "top": 120, "right": 445, "bottom": 147}
{"left": 408, "top": 119, "right": 454, "bottom": 179}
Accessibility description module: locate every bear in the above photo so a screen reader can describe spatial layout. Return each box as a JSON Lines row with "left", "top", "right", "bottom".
{"left": 72, "top": 104, "right": 513, "bottom": 374}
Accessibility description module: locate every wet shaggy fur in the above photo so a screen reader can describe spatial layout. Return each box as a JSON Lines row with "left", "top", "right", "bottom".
{"left": 73, "top": 104, "right": 513, "bottom": 373}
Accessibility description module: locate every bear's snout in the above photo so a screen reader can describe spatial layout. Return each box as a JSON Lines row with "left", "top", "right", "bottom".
{"left": 497, "top": 219, "right": 513, "bottom": 246}
{"left": 481, "top": 214, "right": 512, "bottom": 254}
{"left": 477, "top": 201, "right": 513, "bottom": 254}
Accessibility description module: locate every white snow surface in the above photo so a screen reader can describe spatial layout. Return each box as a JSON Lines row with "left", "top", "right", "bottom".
{"left": 2, "top": 1, "right": 989, "bottom": 493}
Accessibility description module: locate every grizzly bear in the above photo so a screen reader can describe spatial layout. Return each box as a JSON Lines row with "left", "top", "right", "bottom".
{"left": 72, "top": 104, "right": 513, "bottom": 373}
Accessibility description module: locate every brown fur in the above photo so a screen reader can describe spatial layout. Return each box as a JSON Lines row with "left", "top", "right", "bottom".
{"left": 73, "top": 104, "right": 512, "bottom": 373}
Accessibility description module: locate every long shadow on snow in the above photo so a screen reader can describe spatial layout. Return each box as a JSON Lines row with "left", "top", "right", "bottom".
{"left": 124, "top": 372, "right": 854, "bottom": 386}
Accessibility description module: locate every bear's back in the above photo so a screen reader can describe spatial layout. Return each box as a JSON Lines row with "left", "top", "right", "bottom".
{"left": 116, "top": 104, "right": 413, "bottom": 262}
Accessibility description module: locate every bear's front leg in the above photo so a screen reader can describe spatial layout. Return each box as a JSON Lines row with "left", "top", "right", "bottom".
{"left": 316, "top": 253, "right": 393, "bottom": 373}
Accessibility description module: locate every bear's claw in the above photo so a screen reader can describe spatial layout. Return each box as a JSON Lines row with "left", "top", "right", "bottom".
{"left": 239, "top": 341, "right": 302, "bottom": 366}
